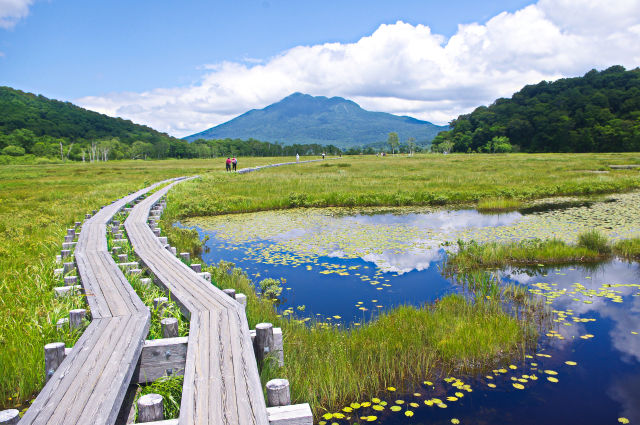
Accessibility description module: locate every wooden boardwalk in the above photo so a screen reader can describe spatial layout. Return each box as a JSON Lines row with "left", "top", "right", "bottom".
{"left": 20, "top": 182, "right": 169, "bottom": 425}
{"left": 125, "top": 180, "right": 269, "bottom": 425}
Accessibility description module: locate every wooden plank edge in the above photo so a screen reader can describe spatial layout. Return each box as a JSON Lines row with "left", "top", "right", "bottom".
{"left": 266, "top": 404, "right": 313, "bottom": 425}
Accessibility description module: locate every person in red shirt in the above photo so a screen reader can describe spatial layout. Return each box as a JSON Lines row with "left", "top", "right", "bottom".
{"left": 225, "top": 157, "right": 231, "bottom": 172}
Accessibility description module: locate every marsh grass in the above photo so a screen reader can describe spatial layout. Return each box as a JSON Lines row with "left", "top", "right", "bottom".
{"left": 204, "top": 261, "right": 536, "bottom": 416}
{"left": 449, "top": 238, "right": 604, "bottom": 269}
{"left": 162, "top": 153, "right": 640, "bottom": 218}
{"left": 613, "top": 238, "right": 640, "bottom": 259}
{"left": 449, "top": 231, "right": 640, "bottom": 269}
{"left": 577, "top": 229, "right": 611, "bottom": 253}
{"left": 477, "top": 197, "right": 522, "bottom": 212}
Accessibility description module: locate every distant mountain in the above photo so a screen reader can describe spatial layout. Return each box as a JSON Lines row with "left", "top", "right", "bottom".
{"left": 185, "top": 93, "right": 448, "bottom": 147}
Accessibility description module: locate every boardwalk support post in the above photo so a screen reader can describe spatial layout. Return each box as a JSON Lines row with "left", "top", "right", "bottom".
{"left": 254, "top": 322, "right": 273, "bottom": 363}
{"left": 223, "top": 288, "right": 236, "bottom": 299}
{"left": 44, "top": 342, "right": 65, "bottom": 382}
{"left": 161, "top": 317, "right": 179, "bottom": 338}
{"left": 69, "top": 309, "right": 87, "bottom": 330}
{"left": 266, "top": 379, "right": 290, "bottom": 407}
{"left": 0, "top": 409, "right": 20, "bottom": 425}
{"left": 137, "top": 393, "right": 164, "bottom": 422}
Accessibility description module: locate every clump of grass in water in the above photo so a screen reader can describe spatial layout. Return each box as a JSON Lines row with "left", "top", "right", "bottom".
{"left": 577, "top": 229, "right": 611, "bottom": 254}
{"left": 448, "top": 237, "right": 605, "bottom": 269}
{"left": 134, "top": 375, "right": 183, "bottom": 422}
{"left": 477, "top": 197, "right": 522, "bottom": 212}
{"left": 203, "top": 261, "right": 537, "bottom": 417}
{"left": 613, "top": 237, "right": 640, "bottom": 260}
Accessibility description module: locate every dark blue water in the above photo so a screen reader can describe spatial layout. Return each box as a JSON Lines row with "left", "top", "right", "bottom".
{"left": 181, "top": 208, "right": 640, "bottom": 424}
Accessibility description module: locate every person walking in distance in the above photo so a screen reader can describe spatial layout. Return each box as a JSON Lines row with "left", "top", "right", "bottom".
{"left": 322, "top": 152, "right": 325, "bottom": 160}
{"left": 232, "top": 156, "right": 237, "bottom": 171}
{"left": 225, "top": 157, "right": 231, "bottom": 172}
{"left": 296, "top": 153, "right": 300, "bottom": 162}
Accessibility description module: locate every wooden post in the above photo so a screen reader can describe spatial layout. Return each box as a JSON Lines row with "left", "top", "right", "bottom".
{"left": 117, "top": 253, "right": 128, "bottom": 262}
{"left": 44, "top": 342, "right": 65, "bottom": 382}
{"left": 180, "top": 252, "right": 190, "bottom": 262}
{"left": 190, "top": 264, "right": 201, "bottom": 273}
{"left": 0, "top": 409, "right": 20, "bottom": 425}
{"left": 236, "top": 293, "right": 247, "bottom": 307}
{"left": 266, "top": 379, "right": 291, "bottom": 407}
{"left": 161, "top": 317, "right": 179, "bottom": 338}
{"left": 153, "top": 228, "right": 161, "bottom": 237}
{"left": 154, "top": 297, "right": 168, "bottom": 315}
{"left": 69, "top": 308, "right": 87, "bottom": 329}
{"left": 63, "top": 275, "right": 78, "bottom": 285}
{"left": 64, "top": 235, "right": 74, "bottom": 243}
{"left": 66, "top": 228, "right": 75, "bottom": 237}
{"left": 137, "top": 393, "right": 164, "bottom": 422}
{"left": 74, "top": 221, "right": 81, "bottom": 227}
{"left": 56, "top": 317, "right": 69, "bottom": 330}
{"left": 60, "top": 249, "right": 71, "bottom": 258}
{"left": 63, "top": 262, "right": 75, "bottom": 274}
{"left": 254, "top": 323, "right": 273, "bottom": 363}
{"left": 223, "top": 288, "right": 236, "bottom": 299}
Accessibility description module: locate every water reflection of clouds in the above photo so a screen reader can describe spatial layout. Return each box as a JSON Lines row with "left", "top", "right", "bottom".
{"left": 348, "top": 209, "right": 523, "bottom": 231}
{"left": 608, "top": 372, "right": 640, "bottom": 424}
{"left": 507, "top": 261, "right": 640, "bottom": 363}
{"left": 362, "top": 248, "right": 444, "bottom": 274}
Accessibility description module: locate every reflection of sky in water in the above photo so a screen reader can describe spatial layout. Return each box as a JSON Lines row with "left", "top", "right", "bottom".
{"left": 348, "top": 209, "right": 522, "bottom": 230}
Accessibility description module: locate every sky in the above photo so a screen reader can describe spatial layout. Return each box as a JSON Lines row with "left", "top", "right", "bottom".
{"left": 1, "top": 0, "right": 640, "bottom": 138}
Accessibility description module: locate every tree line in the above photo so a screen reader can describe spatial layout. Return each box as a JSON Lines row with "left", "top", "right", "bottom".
{"left": 431, "top": 66, "right": 640, "bottom": 153}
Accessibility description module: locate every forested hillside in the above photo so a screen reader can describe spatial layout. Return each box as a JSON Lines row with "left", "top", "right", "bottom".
{"left": 431, "top": 66, "right": 640, "bottom": 153}
{"left": 0, "top": 87, "right": 340, "bottom": 161}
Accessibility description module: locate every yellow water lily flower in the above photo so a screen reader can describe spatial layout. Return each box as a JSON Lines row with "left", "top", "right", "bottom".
{"left": 565, "top": 361, "right": 577, "bottom": 366}
{"left": 547, "top": 377, "right": 559, "bottom": 383}
{"left": 405, "top": 411, "right": 414, "bottom": 417}
{"left": 451, "top": 419, "right": 460, "bottom": 424}
{"left": 513, "top": 383, "right": 525, "bottom": 390}
{"left": 387, "top": 386, "right": 396, "bottom": 392}
{"left": 390, "top": 405, "right": 402, "bottom": 412}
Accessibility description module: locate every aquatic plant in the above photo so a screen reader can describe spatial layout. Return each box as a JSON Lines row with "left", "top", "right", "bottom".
{"left": 577, "top": 229, "right": 611, "bottom": 254}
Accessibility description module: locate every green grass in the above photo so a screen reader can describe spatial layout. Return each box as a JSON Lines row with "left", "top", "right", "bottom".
{"left": 163, "top": 153, "right": 640, "bottom": 217}
{"left": 449, "top": 231, "right": 640, "bottom": 269}
{"left": 477, "top": 197, "right": 522, "bottom": 212}
{"left": 203, "top": 261, "right": 537, "bottom": 416}
{"left": 613, "top": 238, "right": 640, "bottom": 260}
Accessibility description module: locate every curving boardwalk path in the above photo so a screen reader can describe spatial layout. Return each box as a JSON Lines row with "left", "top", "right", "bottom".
{"left": 126, "top": 179, "right": 269, "bottom": 425}
{"left": 20, "top": 180, "right": 177, "bottom": 425}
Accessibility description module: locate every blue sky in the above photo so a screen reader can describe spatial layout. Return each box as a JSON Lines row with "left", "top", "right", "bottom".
{"left": 2, "top": 0, "right": 534, "bottom": 99}
{"left": 2, "top": 0, "right": 640, "bottom": 137}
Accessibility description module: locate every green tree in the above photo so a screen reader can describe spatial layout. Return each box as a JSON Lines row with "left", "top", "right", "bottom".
{"left": 387, "top": 132, "right": 399, "bottom": 155}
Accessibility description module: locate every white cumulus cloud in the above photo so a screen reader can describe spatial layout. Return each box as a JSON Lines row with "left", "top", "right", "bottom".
{"left": 0, "top": 0, "right": 34, "bottom": 28}
{"left": 77, "top": 0, "right": 640, "bottom": 138}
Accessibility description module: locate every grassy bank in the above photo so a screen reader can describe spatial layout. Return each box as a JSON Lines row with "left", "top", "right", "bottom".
{"left": 448, "top": 232, "right": 640, "bottom": 269}
{"left": 202, "top": 261, "right": 537, "bottom": 416}
{"left": 163, "top": 153, "right": 640, "bottom": 217}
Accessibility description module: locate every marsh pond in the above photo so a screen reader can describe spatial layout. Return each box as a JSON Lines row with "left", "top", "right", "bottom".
{"left": 180, "top": 192, "right": 640, "bottom": 425}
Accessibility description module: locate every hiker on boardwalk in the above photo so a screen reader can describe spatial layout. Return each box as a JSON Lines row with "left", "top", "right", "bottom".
{"left": 296, "top": 153, "right": 300, "bottom": 162}
{"left": 232, "top": 157, "right": 237, "bottom": 171}
{"left": 322, "top": 152, "right": 325, "bottom": 160}
{"left": 225, "top": 157, "right": 231, "bottom": 172}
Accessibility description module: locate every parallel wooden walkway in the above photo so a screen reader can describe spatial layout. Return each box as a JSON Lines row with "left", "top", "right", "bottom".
{"left": 20, "top": 182, "right": 169, "bottom": 425}
{"left": 126, "top": 180, "right": 269, "bottom": 425}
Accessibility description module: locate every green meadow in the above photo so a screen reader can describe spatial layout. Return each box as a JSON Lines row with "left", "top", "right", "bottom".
{"left": 1, "top": 152, "right": 639, "bottom": 412}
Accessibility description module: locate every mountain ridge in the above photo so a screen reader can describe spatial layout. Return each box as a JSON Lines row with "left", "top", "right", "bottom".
{"left": 185, "top": 93, "right": 448, "bottom": 147}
